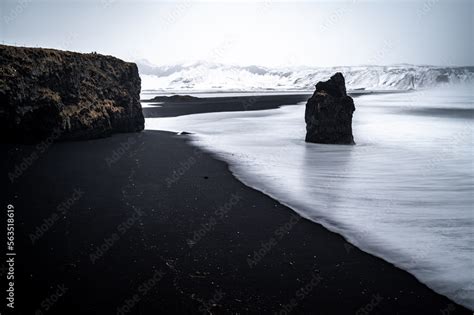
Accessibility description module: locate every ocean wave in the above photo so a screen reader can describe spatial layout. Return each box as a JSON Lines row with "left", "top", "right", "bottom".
{"left": 137, "top": 61, "right": 474, "bottom": 92}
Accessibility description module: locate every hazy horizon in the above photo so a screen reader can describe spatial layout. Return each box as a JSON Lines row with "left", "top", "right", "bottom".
{"left": 136, "top": 59, "right": 474, "bottom": 69}
{"left": 1, "top": 0, "right": 473, "bottom": 67}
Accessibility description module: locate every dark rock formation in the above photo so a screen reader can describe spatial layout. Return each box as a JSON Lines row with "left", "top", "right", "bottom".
{"left": 0, "top": 45, "right": 144, "bottom": 142}
{"left": 304, "top": 72, "right": 355, "bottom": 144}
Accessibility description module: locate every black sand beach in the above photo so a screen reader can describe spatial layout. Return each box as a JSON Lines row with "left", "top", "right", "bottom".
{"left": 1, "top": 95, "right": 471, "bottom": 314}
{"left": 141, "top": 94, "right": 312, "bottom": 117}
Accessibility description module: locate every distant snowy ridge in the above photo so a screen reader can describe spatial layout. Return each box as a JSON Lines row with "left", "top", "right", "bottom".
{"left": 137, "top": 60, "right": 474, "bottom": 92}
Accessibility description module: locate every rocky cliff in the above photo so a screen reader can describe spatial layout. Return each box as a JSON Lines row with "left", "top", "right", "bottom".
{"left": 305, "top": 72, "right": 355, "bottom": 144}
{"left": 0, "top": 45, "right": 144, "bottom": 142}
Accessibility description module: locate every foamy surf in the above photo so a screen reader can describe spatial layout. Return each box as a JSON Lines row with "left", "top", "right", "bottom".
{"left": 145, "top": 86, "right": 474, "bottom": 309}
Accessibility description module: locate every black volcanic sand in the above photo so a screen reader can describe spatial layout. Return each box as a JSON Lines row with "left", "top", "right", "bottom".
{"left": 140, "top": 92, "right": 393, "bottom": 118}
{"left": 141, "top": 94, "right": 312, "bottom": 117}
{"left": 1, "top": 95, "right": 471, "bottom": 314}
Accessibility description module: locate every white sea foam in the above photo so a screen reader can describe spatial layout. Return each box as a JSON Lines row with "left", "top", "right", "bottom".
{"left": 139, "top": 61, "right": 474, "bottom": 92}
{"left": 145, "top": 86, "right": 474, "bottom": 309}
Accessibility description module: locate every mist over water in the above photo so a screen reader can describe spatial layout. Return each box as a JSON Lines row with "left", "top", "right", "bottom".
{"left": 146, "top": 86, "right": 474, "bottom": 309}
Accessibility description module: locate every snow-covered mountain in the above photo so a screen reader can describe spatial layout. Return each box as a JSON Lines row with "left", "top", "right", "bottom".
{"left": 137, "top": 60, "right": 474, "bottom": 92}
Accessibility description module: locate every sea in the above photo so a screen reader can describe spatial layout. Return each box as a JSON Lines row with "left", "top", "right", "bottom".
{"left": 145, "top": 85, "right": 474, "bottom": 309}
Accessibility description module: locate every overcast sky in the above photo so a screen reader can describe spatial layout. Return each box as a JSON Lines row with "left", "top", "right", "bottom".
{"left": 1, "top": 0, "right": 473, "bottom": 67}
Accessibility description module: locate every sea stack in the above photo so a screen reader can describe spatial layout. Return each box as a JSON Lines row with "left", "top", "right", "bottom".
{"left": 304, "top": 72, "right": 355, "bottom": 144}
{"left": 0, "top": 45, "right": 144, "bottom": 142}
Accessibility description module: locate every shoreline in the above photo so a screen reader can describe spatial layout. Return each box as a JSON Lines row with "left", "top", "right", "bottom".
{"left": 1, "top": 94, "right": 471, "bottom": 313}
{"left": 142, "top": 93, "right": 473, "bottom": 311}
{"left": 140, "top": 91, "right": 414, "bottom": 118}
{"left": 140, "top": 89, "right": 413, "bottom": 98}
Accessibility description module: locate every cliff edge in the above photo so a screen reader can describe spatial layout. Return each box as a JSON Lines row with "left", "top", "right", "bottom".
{"left": 0, "top": 45, "right": 144, "bottom": 142}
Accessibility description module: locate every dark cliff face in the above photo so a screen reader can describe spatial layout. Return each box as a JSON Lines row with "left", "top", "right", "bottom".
{"left": 305, "top": 72, "right": 355, "bottom": 144}
{"left": 0, "top": 45, "right": 144, "bottom": 142}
